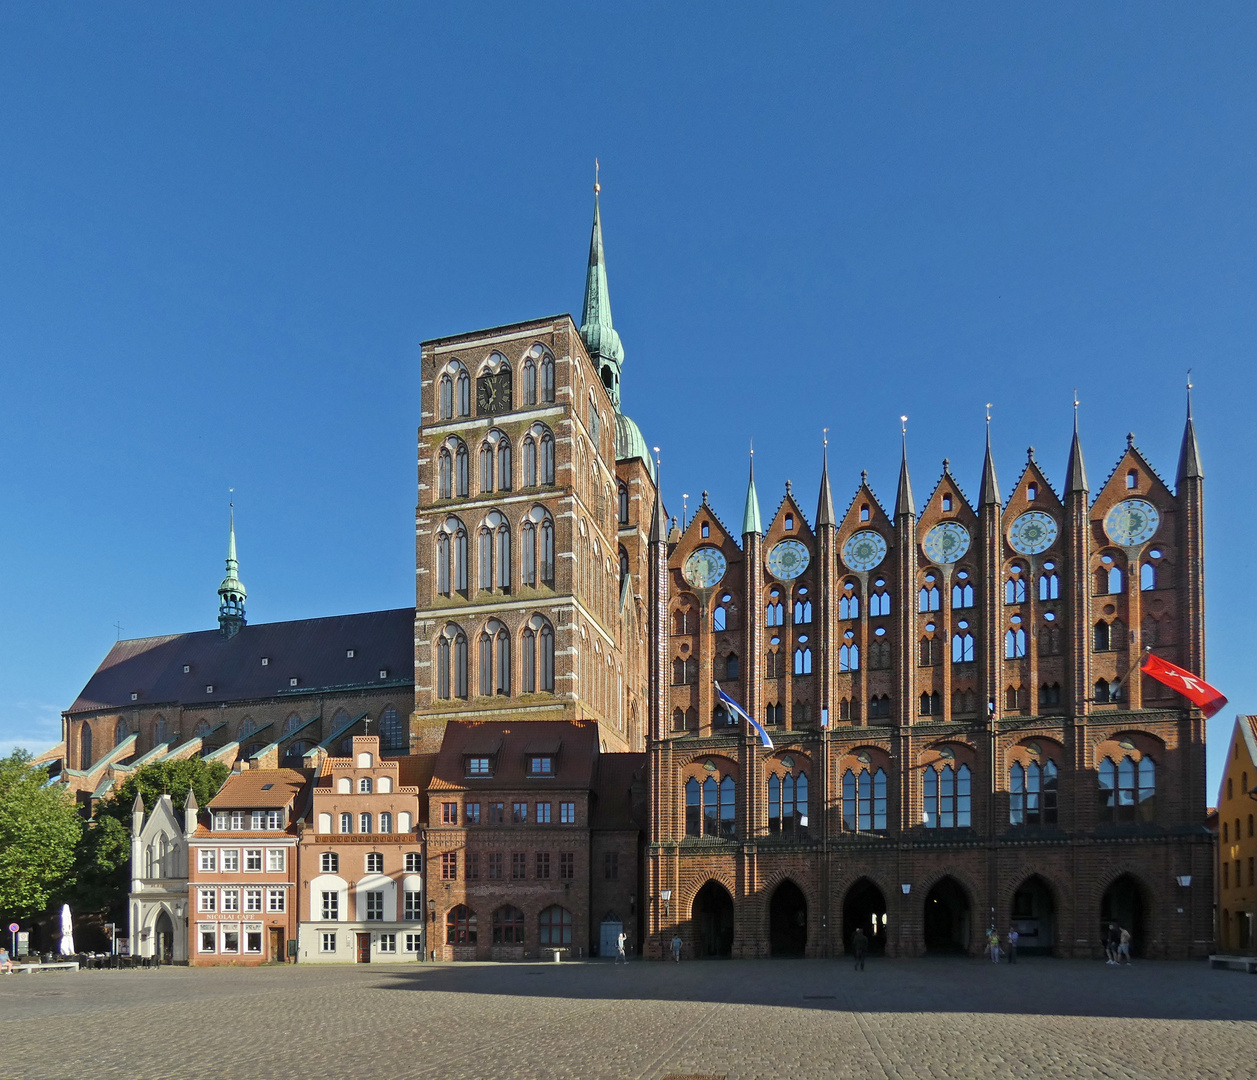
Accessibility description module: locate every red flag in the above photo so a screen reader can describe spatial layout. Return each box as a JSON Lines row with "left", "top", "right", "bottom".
{"left": 1140, "top": 653, "right": 1228, "bottom": 718}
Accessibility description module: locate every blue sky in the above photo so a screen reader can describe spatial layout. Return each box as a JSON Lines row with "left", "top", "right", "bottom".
{"left": 1, "top": 3, "right": 1254, "bottom": 798}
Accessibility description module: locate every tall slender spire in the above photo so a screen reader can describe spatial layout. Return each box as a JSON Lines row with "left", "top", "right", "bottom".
{"left": 1177, "top": 371, "right": 1204, "bottom": 484}
{"left": 894, "top": 416, "right": 915, "bottom": 518}
{"left": 649, "top": 449, "right": 669, "bottom": 542}
{"left": 579, "top": 163, "right": 624, "bottom": 407}
{"left": 1065, "top": 392, "right": 1089, "bottom": 495}
{"left": 978, "top": 404, "right": 1001, "bottom": 506}
{"left": 816, "top": 429, "right": 835, "bottom": 526}
{"left": 742, "top": 443, "right": 763, "bottom": 535}
{"left": 218, "top": 500, "right": 247, "bottom": 639}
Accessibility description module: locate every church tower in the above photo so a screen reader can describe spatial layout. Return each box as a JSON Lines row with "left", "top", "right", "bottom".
{"left": 412, "top": 180, "right": 656, "bottom": 753}
{"left": 217, "top": 506, "right": 246, "bottom": 639}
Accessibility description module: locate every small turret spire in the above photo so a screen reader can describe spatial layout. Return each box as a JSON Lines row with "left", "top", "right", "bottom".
{"left": 894, "top": 416, "right": 916, "bottom": 518}
{"left": 579, "top": 166, "right": 624, "bottom": 407}
{"left": 978, "top": 404, "right": 1001, "bottom": 506}
{"left": 1065, "top": 392, "right": 1089, "bottom": 495}
{"left": 816, "top": 429, "right": 835, "bottom": 527}
{"left": 218, "top": 497, "right": 247, "bottom": 639}
{"left": 742, "top": 442, "right": 763, "bottom": 536}
{"left": 649, "top": 448, "right": 668, "bottom": 542}
{"left": 1177, "top": 369, "right": 1204, "bottom": 484}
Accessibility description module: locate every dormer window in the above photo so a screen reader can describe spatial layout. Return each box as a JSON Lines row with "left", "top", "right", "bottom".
{"left": 529, "top": 756, "right": 554, "bottom": 776}
{"left": 261, "top": 657, "right": 269, "bottom": 667}
{"left": 290, "top": 677, "right": 299, "bottom": 687}
{"left": 183, "top": 665, "right": 191, "bottom": 674}
{"left": 346, "top": 649, "right": 355, "bottom": 659}
{"left": 466, "top": 756, "right": 492, "bottom": 777}
{"left": 206, "top": 685, "right": 214, "bottom": 695}
{"left": 379, "top": 669, "right": 389, "bottom": 679}
{"left": 131, "top": 692, "right": 139, "bottom": 702}
{"left": 214, "top": 811, "right": 228, "bottom": 830}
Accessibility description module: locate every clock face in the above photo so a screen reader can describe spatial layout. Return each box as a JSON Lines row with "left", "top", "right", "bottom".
{"left": 922, "top": 521, "right": 971, "bottom": 565}
{"left": 476, "top": 372, "right": 512, "bottom": 415}
{"left": 1007, "top": 511, "right": 1059, "bottom": 556}
{"left": 842, "top": 530, "right": 888, "bottom": 573}
{"left": 1104, "top": 498, "right": 1160, "bottom": 546}
{"left": 682, "top": 546, "right": 727, "bottom": 590}
{"left": 767, "top": 539, "right": 810, "bottom": 580}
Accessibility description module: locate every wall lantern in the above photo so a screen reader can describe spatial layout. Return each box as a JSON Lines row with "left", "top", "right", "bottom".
{"left": 660, "top": 889, "right": 673, "bottom": 917}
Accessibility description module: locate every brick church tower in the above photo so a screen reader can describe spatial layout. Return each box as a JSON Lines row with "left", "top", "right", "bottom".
{"left": 411, "top": 185, "right": 657, "bottom": 754}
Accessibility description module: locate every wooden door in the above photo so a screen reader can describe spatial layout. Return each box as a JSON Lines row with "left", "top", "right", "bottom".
{"left": 356, "top": 933, "right": 371, "bottom": 963}
{"left": 268, "top": 928, "right": 283, "bottom": 963}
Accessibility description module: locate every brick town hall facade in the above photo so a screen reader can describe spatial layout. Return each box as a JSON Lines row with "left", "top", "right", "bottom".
{"left": 60, "top": 189, "right": 1213, "bottom": 961}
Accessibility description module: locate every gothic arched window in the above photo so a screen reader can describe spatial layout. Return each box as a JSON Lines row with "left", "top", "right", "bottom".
{"left": 540, "top": 352, "right": 555, "bottom": 403}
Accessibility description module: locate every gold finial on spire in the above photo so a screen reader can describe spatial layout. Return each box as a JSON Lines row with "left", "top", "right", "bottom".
{"left": 823, "top": 426, "right": 829, "bottom": 448}
{"left": 900, "top": 414, "right": 908, "bottom": 436}
{"left": 594, "top": 158, "right": 600, "bottom": 194}
{"left": 985, "top": 403, "right": 992, "bottom": 425}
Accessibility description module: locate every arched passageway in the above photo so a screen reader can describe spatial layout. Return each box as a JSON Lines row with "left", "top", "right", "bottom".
{"left": 924, "top": 876, "right": 971, "bottom": 954}
{"left": 843, "top": 878, "right": 888, "bottom": 955}
{"left": 154, "top": 910, "right": 174, "bottom": 964}
{"left": 768, "top": 880, "right": 807, "bottom": 957}
{"left": 1101, "top": 874, "right": 1147, "bottom": 957}
{"left": 693, "top": 881, "right": 735, "bottom": 958}
{"left": 1011, "top": 875, "right": 1056, "bottom": 954}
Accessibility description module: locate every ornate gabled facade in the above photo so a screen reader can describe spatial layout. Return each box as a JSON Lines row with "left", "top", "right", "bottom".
{"left": 645, "top": 393, "right": 1212, "bottom": 959}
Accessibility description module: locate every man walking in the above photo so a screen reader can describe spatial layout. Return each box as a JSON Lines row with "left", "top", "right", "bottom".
{"left": 987, "top": 927, "right": 1001, "bottom": 964}
{"left": 852, "top": 927, "right": 868, "bottom": 971}
{"left": 1118, "top": 926, "right": 1133, "bottom": 965}
{"left": 616, "top": 930, "right": 628, "bottom": 964}
{"left": 670, "top": 933, "right": 683, "bottom": 963}
{"left": 1006, "top": 927, "right": 1019, "bottom": 964}
{"left": 1105, "top": 922, "right": 1120, "bottom": 965}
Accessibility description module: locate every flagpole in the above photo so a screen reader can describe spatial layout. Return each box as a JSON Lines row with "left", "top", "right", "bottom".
{"left": 1111, "top": 646, "right": 1152, "bottom": 692}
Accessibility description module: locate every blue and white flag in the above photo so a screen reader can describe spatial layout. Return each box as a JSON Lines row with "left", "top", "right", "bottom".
{"left": 714, "top": 681, "right": 774, "bottom": 749}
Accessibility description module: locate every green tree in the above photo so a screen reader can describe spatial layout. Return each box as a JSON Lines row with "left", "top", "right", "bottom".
{"left": 74, "top": 757, "right": 230, "bottom": 918}
{"left": 0, "top": 750, "right": 82, "bottom": 922}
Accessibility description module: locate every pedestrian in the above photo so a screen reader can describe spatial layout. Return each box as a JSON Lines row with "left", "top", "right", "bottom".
{"left": 987, "top": 927, "right": 1001, "bottom": 964}
{"left": 616, "top": 930, "right": 627, "bottom": 964}
{"left": 1105, "top": 922, "right": 1120, "bottom": 965}
{"left": 1118, "top": 926, "right": 1133, "bottom": 965}
{"left": 670, "top": 934, "right": 683, "bottom": 963}
{"left": 852, "top": 927, "right": 868, "bottom": 971}
{"left": 1006, "top": 927, "right": 1018, "bottom": 964}
{"left": 0, "top": 947, "right": 10, "bottom": 974}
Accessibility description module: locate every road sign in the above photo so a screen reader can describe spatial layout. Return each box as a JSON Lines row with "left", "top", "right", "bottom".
{"left": 7, "top": 923, "right": 16, "bottom": 933}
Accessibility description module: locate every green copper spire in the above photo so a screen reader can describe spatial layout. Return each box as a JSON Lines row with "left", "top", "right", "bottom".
{"left": 218, "top": 503, "right": 247, "bottom": 639}
{"left": 579, "top": 164, "right": 624, "bottom": 407}
{"left": 742, "top": 445, "right": 763, "bottom": 536}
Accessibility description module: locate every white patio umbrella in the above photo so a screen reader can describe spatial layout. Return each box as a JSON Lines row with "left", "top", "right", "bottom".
{"left": 58, "top": 904, "right": 75, "bottom": 956}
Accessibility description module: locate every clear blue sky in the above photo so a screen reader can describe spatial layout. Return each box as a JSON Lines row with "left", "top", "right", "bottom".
{"left": 2, "top": 3, "right": 1254, "bottom": 800}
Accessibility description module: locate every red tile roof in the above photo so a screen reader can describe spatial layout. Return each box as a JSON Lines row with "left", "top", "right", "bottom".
{"left": 67, "top": 608, "right": 414, "bottom": 714}
{"left": 209, "top": 768, "right": 310, "bottom": 809}
{"left": 431, "top": 720, "right": 599, "bottom": 791}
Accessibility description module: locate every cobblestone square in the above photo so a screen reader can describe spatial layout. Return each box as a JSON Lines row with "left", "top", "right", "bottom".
{"left": 1, "top": 957, "right": 1253, "bottom": 1080}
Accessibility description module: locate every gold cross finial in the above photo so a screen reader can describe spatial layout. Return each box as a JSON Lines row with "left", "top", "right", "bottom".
{"left": 985, "top": 403, "right": 992, "bottom": 424}
{"left": 823, "top": 426, "right": 829, "bottom": 448}
{"left": 594, "top": 158, "right": 600, "bottom": 194}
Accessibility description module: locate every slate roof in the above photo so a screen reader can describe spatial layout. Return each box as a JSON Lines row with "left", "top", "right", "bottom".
{"left": 67, "top": 608, "right": 415, "bottom": 715}
{"left": 430, "top": 720, "right": 599, "bottom": 791}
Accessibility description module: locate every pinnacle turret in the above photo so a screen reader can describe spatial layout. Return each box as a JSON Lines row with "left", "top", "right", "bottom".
{"left": 978, "top": 418, "right": 1001, "bottom": 506}
{"left": 816, "top": 440, "right": 835, "bottom": 527}
{"left": 579, "top": 171, "right": 624, "bottom": 407}
{"left": 1177, "top": 381, "right": 1203, "bottom": 485}
{"left": 1065, "top": 400, "right": 1089, "bottom": 495}
{"left": 218, "top": 505, "right": 247, "bottom": 639}
{"left": 742, "top": 449, "right": 763, "bottom": 535}
{"left": 894, "top": 422, "right": 915, "bottom": 518}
